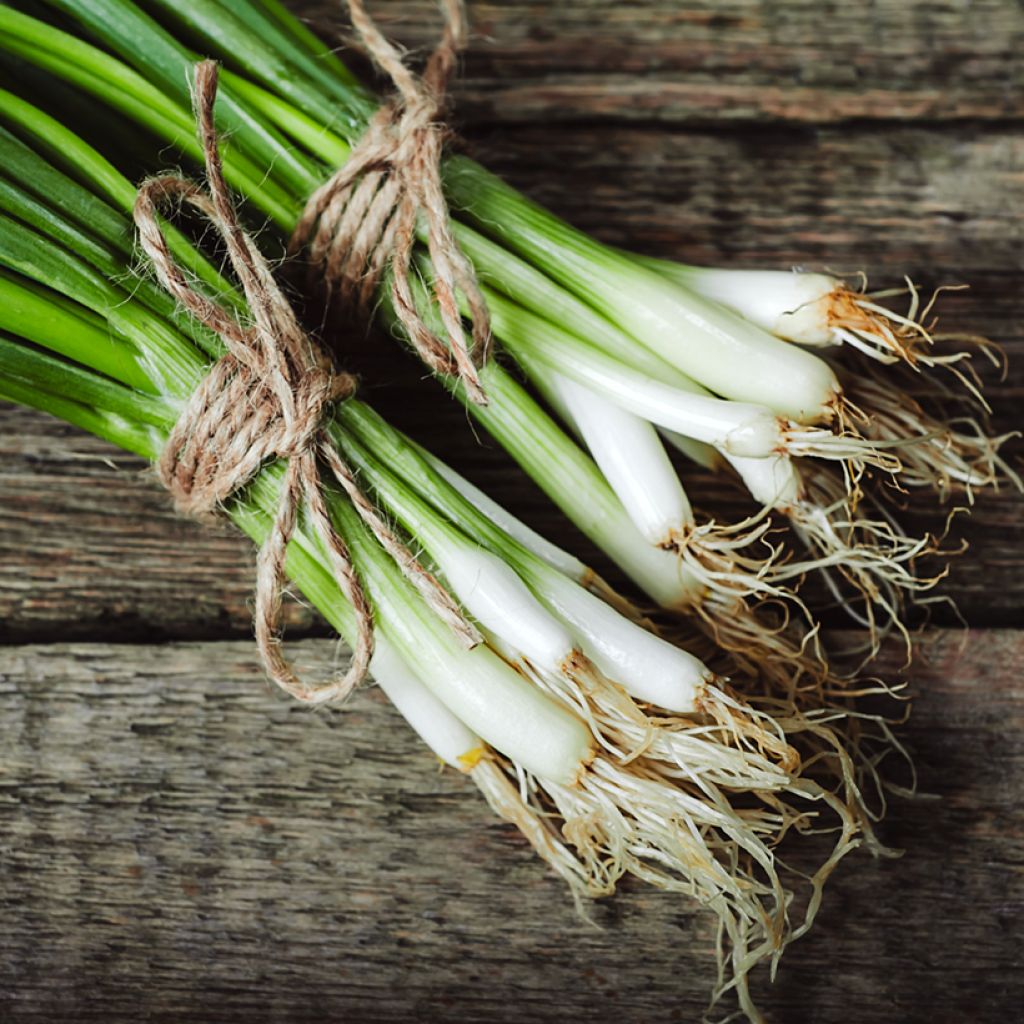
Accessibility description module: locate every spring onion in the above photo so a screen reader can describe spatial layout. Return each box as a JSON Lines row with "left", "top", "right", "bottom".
{"left": 0, "top": 0, "right": 954, "bottom": 665}
{"left": 0, "top": 79, "right": 889, "bottom": 1021}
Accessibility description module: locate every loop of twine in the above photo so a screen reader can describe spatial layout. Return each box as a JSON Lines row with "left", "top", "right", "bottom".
{"left": 289, "top": 0, "right": 492, "bottom": 405}
{"left": 134, "top": 60, "right": 480, "bottom": 706}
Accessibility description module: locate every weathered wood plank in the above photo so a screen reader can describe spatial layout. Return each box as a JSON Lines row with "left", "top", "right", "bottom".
{"left": 475, "top": 124, "right": 1024, "bottom": 280}
{"left": 296, "top": 0, "right": 1024, "bottom": 125}
{"left": 0, "top": 411, "right": 272, "bottom": 641}
{"left": 0, "top": 631, "right": 1020, "bottom": 1023}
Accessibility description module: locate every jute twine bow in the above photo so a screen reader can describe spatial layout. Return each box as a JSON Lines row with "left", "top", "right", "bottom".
{"left": 134, "top": 61, "right": 480, "bottom": 706}
{"left": 289, "top": 0, "right": 492, "bottom": 405}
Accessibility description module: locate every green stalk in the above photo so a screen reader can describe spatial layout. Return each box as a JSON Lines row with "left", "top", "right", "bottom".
{"left": 143, "top": 0, "right": 374, "bottom": 130}
{"left": 0, "top": 168, "right": 219, "bottom": 358}
{"left": 2, "top": 336, "right": 488, "bottom": 747}
{"left": 450, "top": 217, "right": 701, "bottom": 387}
{"left": 0, "top": 268, "right": 156, "bottom": 392}
{"left": 246, "top": 0, "right": 365, "bottom": 91}
{"left": 329, "top": 406, "right": 608, "bottom": 611}
{"left": 338, "top": 436, "right": 468, "bottom": 556}
{"left": 0, "top": 87, "right": 240, "bottom": 301}
{"left": 0, "top": 171, "right": 132, "bottom": 282}
{"left": 0, "top": 20, "right": 299, "bottom": 226}
{"left": 39, "top": 0, "right": 323, "bottom": 197}
{"left": 222, "top": 69, "right": 351, "bottom": 167}
{"left": 24, "top": 0, "right": 652, "bottom": 358}
{"left": 148, "top": 0, "right": 373, "bottom": 132}
{"left": 0, "top": 120, "right": 131, "bottom": 253}
{"left": 333, "top": 401, "right": 529, "bottom": 567}
{"left": 0, "top": 6, "right": 194, "bottom": 139}
{"left": 0, "top": 292, "right": 401, "bottom": 675}
{"left": 0, "top": 214, "right": 208, "bottom": 395}
{"left": 128, "top": 0, "right": 713, "bottom": 382}
{"left": 0, "top": 332, "right": 174, "bottom": 430}
{"left": 0, "top": 341, "right": 169, "bottom": 457}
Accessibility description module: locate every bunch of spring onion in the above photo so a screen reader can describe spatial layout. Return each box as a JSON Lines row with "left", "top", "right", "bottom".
{"left": 1, "top": 0, "right": 994, "bottom": 670}
{"left": 0, "top": 77, "right": 899, "bottom": 1022}
{"left": 635, "top": 258, "right": 1021, "bottom": 617}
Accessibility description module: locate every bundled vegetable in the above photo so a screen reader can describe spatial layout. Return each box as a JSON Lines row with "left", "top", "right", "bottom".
{"left": 5, "top": 0, "right": 1010, "bottom": 670}
{"left": 641, "top": 256, "right": 1020, "bottom": 599}
{"left": 0, "top": 65, "right": 894, "bottom": 1022}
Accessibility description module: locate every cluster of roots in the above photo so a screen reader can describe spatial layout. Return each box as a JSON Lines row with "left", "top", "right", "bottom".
{"left": 774, "top": 461, "right": 951, "bottom": 664}
{"left": 839, "top": 359, "right": 1021, "bottom": 504}
{"left": 666, "top": 510, "right": 802, "bottom": 616}
{"left": 661, "top": 462, "right": 943, "bottom": 670}
{"left": 809, "top": 285, "right": 1020, "bottom": 653}
{"left": 825, "top": 278, "right": 1002, "bottom": 381}
{"left": 469, "top": 640, "right": 890, "bottom": 1022}
{"left": 757, "top": 282, "right": 1017, "bottom": 661}
{"left": 468, "top": 276, "right": 1010, "bottom": 1022}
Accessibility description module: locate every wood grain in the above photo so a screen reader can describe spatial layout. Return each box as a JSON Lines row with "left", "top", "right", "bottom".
{"left": 0, "top": 633, "right": 1020, "bottom": 1023}
{"left": 299, "top": 0, "right": 1024, "bottom": 125}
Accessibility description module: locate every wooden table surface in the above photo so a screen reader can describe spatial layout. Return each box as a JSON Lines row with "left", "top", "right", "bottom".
{"left": 1, "top": 2, "right": 1023, "bottom": 1021}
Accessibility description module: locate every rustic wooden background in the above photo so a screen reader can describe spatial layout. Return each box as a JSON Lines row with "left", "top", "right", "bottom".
{"left": 2, "top": 1, "right": 1023, "bottom": 1021}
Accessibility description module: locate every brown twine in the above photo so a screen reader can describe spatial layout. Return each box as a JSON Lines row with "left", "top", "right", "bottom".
{"left": 134, "top": 61, "right": 480, "bottom": 706}
{"left": 289, "top": 0, "right": 492, "bottom": 405}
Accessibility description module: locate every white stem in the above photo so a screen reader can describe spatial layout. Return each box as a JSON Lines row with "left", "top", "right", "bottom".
{"left": 723, "top": 450, "right": 803, "bottom": 510}
{"left": 648, "top": 263, "right": 840, "bottom": 347}
{"left": 515, "top": 331, "right": 785, "bottom": 456}
{"left": 550, "top": 372, "right": 694, "bottom": 544}
{"left": 486, "top": 287, "right": 787, "bottom": 455}
{"left": 491, "top": 352, "right": 702, "bottom": 607}
{"left": 399, "top": 626, "right": 595, "bottom": 786}
{"left": 659, "top": 428, "right": 724, "bottom": 471}
{"left": 417, "top": 445, "right": 590, "bottom": 583}
{"left": 370, "top": 638, "right": 484, "bottom": 771}
{"left": 591, "top": 263, "right": 840, "bottom": 422}
{"left": 644, "top": 259, "right": 948, "bottom": 369}
{"left": 572, "top": 503, "right": 701, "bottom": 611}
{"left": 422, "top": 525, "right": 577, "bottom": 675}
{"left": 521, "top": 558, "right": 711, "bottom": 712}
{"left": 481, "top": 366, "right": 704, "bottom": 610}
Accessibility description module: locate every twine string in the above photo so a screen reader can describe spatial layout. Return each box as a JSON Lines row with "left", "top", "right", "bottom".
{"left": 290, "top": 0, "right": 492, "bottom": 405}
{"left": 134, "top": 60, "right": 479, "bottom": 706}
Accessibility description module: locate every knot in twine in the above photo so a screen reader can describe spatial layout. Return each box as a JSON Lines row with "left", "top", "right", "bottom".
{"left": 289, "top": 0, "right": 492, "bottom": 405}
{"left": 134, "top": 60, "right": 480, "bottom": 707}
